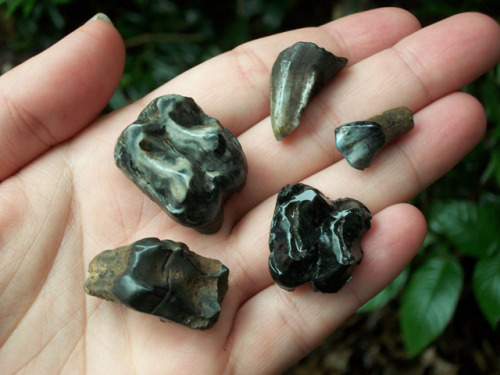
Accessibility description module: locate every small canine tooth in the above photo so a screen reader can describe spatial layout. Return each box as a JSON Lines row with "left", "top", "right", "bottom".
{"left": 335, "top": 106, "right": 414, "bottom": 170}
{"left": 270, "top": 42, "right": 348, "bottom": 141}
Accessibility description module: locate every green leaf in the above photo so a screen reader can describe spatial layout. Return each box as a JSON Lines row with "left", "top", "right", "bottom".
{"left": 21, "top": 0, "right": 36, "bottom": 18}
{"left": 429, "top": 200, "right": 500, "bottom": 257}
{"left": 0, "top": 0, "right": 37, "bottom": 18}
{"left": 401, "top": 256, "right": 464, "bottom": 357}
{"left": 481, "top": 150, "right": 500, "bottom": 187}
{"left": 357, "top": 268, "right": 409, "bottom": 313}
{"left": 3, "top": 0, "right": 22, "bottom": 17}
{"left": 108, "top": 88, "right": 129, "bottom": 111}
{"left": 480, "top": 65, "right": 500, "bottom": 125}
{"left": 473, "top": 253, "right": 500, "bottom": 328}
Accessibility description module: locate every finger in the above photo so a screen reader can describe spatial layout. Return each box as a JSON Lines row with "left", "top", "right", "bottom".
{"left": 125, "top": 7, "right": 421, "bottom": 137}
{"left": 94, "top": 8, "right": 420, "bottom": 240}
{"left": 227, "top": 203, "right": 426, "bottom": 374}
{"left": 226, "top": 90, "right": 485, "bottom": 301}
{"left": 0, "top": 17, "right": 125, "bottom": 181}
{"left": 227, "top": 12, "right": 500, "bottom": 222}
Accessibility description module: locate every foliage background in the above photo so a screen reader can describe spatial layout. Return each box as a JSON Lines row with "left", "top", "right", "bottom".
{"left": 1, "top": 0, "right": 499, "bottom": 372}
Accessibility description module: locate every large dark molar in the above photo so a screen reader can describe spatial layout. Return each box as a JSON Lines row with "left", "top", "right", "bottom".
{"left": 270, "top": 42, "right": 348, "bottom": 141}
{"left": 114, "top": 94, "right": 248, "bottom": 234}
{"left": 269, "top": 183, "right": 371, "bottom": 293}
{"left": 335, "top": 106, "right": 414, "bottom": 170}
{"left": 83, "top": 238, "right": 229, "bottom": 330}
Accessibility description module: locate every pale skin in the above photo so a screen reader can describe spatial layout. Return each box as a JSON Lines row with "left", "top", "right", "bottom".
{"left": 0, "top": 7, "right": 499, "bottom": 375}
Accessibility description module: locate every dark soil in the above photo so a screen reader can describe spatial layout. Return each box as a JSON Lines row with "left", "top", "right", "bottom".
{"left": 286, "top": 289, "right": 500, "bottom": 374}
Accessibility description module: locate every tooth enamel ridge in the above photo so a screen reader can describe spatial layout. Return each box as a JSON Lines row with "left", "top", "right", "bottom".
{"left": 268, "top": 183, "right": 372, "bottom": 293}
{"left": 114, "top": 94, "right": 248, "bottom": 233}
{"left": 83, "top": 238, "right": 229, "bottom": 330}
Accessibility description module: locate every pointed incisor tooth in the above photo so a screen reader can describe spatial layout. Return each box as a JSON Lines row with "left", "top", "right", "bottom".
{"left": 270, "top": 42, "right": 348, "bottom": 141}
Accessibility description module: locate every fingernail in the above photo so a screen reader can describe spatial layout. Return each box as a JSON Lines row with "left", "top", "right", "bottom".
{"left": 87, "top": 13, "right": 113, "bottom": 25}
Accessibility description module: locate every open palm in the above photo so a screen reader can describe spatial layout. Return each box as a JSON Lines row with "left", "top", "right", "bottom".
{"left": 1, "top": 8, "right": 499, "bottom": 375}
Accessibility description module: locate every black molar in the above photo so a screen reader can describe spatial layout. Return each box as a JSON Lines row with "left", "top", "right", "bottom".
{"left": 270, "top": 42, "right": 348, "bottom": 141}
{"left": 114, "top": 94, "right": 248, "bottom": 233}
{"left": 83, "top": 238, "right": 229, "bottom": 330}
{"left": 269, "top": 183, "right": 371, "bottom": 293}
{"left": 335, "top": 106, "right": 414, "bottom": 170}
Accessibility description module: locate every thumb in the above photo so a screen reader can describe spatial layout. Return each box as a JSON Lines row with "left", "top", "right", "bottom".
{"left": 0, "top": 14, "right": 125, "bottom": 181}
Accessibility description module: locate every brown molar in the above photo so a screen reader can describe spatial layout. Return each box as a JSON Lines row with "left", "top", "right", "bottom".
{"left": 83, "top": 238, "right": 229, "bottom": 330}
{"left": 270, "top": 41, "right": 348, "bottom": 141}
{"left": 335, "top": 106, "right": 414, "bottom": 170}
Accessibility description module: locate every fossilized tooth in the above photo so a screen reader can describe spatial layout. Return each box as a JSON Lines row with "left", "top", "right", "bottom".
{"left": 83, "top": 238, "right": 229, "bottom": 330}
{"left": 114, "top": 94, "right": 248, "bottom": 234}
{"left": 335, "top": 106, "right": 414, "bottom": 170}
{"left": 269, "top": 183, "right": 371, "bottom": 293}
{"left": 270, "top": 41, "right": 348, "bottom": 141}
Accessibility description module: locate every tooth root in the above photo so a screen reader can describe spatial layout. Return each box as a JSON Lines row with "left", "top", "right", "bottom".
{"left": 270, "top": 42, "right": 348, "bottom": 141}
{"left": 335, "top": 106, "right": 414, "bottom": 170}
{"left": 368, "top": 106, "right": 415, "bottom": 144}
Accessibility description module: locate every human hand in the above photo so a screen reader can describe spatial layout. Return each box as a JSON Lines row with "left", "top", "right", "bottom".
{"left": 1, "top": 8, "right": 499, "bottom": 374}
